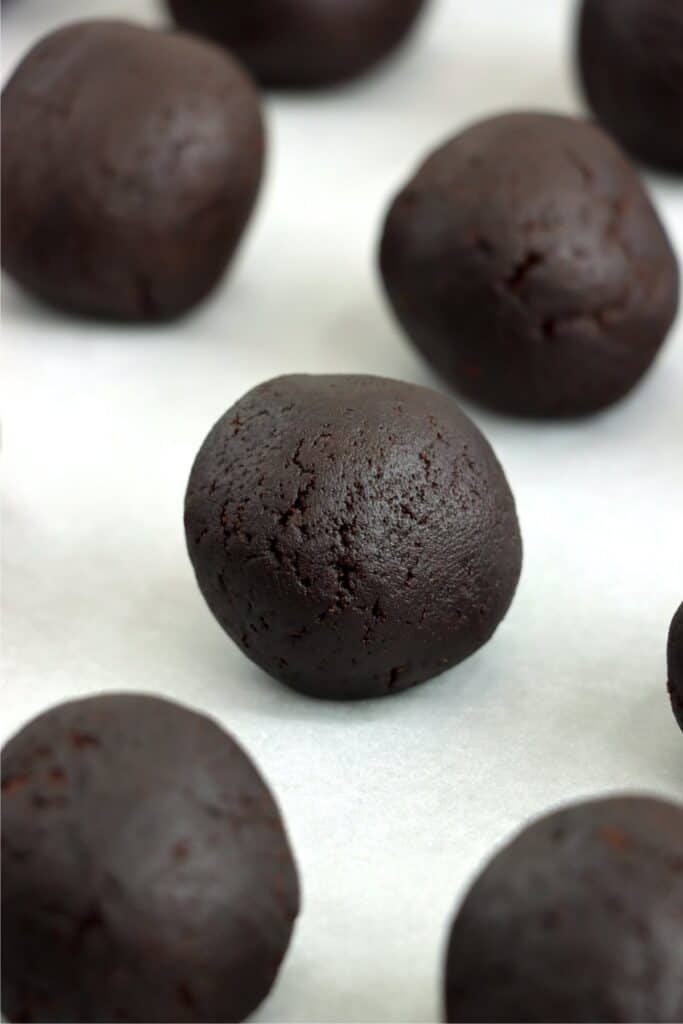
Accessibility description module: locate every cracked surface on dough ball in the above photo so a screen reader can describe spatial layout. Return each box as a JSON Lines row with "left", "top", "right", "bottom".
{"left": 185, "top": 374, "right": 522, "bottom": 700}
{"left": 380, "top": 112, "right": 679, "bottom": 417}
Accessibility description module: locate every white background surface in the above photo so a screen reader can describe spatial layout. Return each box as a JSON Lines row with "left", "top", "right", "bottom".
{"left": 3, "top": 1, "right": 682, "bottom": 1021}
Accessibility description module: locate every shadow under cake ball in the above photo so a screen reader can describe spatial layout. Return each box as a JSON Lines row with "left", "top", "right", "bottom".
{"left": 166, "top": 0, "right": 428, "bottom": 89}
{"left": 1, "top": 20, "right": 264, "bottom": 321}
{"left": 380, "top": 112, "right": 679, "bottom": 417}
{"left": 578, "top": 0, "right": 683, "bottom": 174}
{"left": 444, "top": 795, "right": 683, "bottom": 1023}
{"left": 1, "top": 694, "right": 299, "bottom": 1023}
{"left": 184, "top": 374, "right": 522, "bottom": 700}
{"left": 668, "top": 603, "right": 683, "bottom": 731}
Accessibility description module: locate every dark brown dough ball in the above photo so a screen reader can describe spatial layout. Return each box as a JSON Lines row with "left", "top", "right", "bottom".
{"left": 668, "top": 603, "right": 683, "bottom": 731}
{"left": 380, "top": 112, "right": 679, "bottom": 417}
{"left": 444, "top": 795, "right": 683, "bottom": 1023}
{"left": 1, "top": 21, "right": 264, "bottom": 321}
{"left": 184, "top": 374, "right": 522, "bottom": 700}
{"left": 166, "top": 0, "right": 428, "bottom": 89}
{"left": 578, "top": 0, "right": 683, "bottom": 174}
{"left": 1, "top": 694, "right": 299, "bottom": 1023}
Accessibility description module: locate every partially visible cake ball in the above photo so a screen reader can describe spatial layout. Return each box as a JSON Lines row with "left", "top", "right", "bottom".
{"left": 380, "top": 112, "right": 679, "bottom": 417}
{"left": 444, "top": 795, "right": 683, "bottom": 1022}
{"left": 1, "top": 694, "right": 299, "bottom": 1023}
{"left": 184, "top": 374, "right": 522, "bottom": 700}
{"left": 578, "top": 0, "right": 683, "bottom": 174}
{"left": 1, "top": 21, "right": 264, "bottom": 320}
{"left": 166, "top": 0, "right": 429, "bottom": 89}
{"left": 668, "top": 603, "right": 683, "bottom": 731}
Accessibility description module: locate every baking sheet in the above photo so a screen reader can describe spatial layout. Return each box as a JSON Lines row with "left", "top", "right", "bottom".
{"left": 3, "top": 1, "right": 682, "bottom": 1021}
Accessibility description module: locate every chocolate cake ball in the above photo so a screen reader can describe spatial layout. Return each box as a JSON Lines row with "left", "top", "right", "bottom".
{"left": 184, "top": 374, "right": 522, "bottom": 700}
{"left": 578, "top": 0, "right": 683, "bottom": 174}
{"left": 380, "top": 112, "right": 679, "bottom": 417}
{"left": 1, "top": 694, "right": 299, "bottom": 1023}
{"left": 668, "top": 603, "right": 683, "bottom": 731}
{"left": 444, "top": 795, "right": 683, "bottom": 1023}
{"left": 1, "top": 21, "right": 264, "bottom": 320}
{"left": 166, "top": 0, "right": 428, "bottom": 89}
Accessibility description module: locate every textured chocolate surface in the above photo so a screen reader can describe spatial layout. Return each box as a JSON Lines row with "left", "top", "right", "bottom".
{"left": 578, "top": 0, "right": 683, "bottom": 174}
{"left": 445, "top": 795, "right": 683, "bottom": 1023}
{"left": 380, "top": 112, "right": 679, "bottom": 417}
{"left": 167, "top": 0, "right": 428, "bottom": 88}
{"left": 184, "top": 374, "right": 522, "bottom": 700}
{"left": 668, "top": 603, "right": 683, "bottom": 732}
{"left": 1, "top": 21, "right": 264, "bottom": 320}
{"left": 1, "top": 694, "right": 299, "bottom": 1023}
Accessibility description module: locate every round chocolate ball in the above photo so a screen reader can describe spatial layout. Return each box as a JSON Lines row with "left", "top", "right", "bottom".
{"left": 166, "top": 0, "right": 428, "bottom": 89}
{"left": 1, "top": 694, "right": 299, "bottom": 1023}
{"left": 668, "top": 603, "right": 683, "bottom": 731}
{"left": 1, "top": 21, "right": 264, "bottom": 321}
{"left": 184, "top": 374, "right": 522, "bottom": 700}
{"left": 577, "top": 0, "right": 683, "bottom": 174}
{"left": 444, "top": 795, "right": 683, "bottom": 1023}
{"left": 380, "top": 112, "right": 679, "bottom": 417}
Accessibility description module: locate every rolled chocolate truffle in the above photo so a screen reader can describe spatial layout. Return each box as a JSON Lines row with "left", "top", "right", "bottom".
{"left": 166, "top": 0, "right": 428, "bottom": 89}
{"left": 668, "top": 603, "right": 683, "bottom": 731}
{"left": 380, "top": 112, "right": 679, "bottom": 417}
{"left": 184, "top": 374, "right": 522, "bottom": 700}
{"left": 1, "top": 694, "right": 299, "bottom": 1023}
{"left": 1, "top": 21, "right": 264, "bottom": 320}
{"left": 577, "top": 0, "right": 683, "bottom": 174}
{"left": 444, "top": 795, "right": 683, "bottom": 1022}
